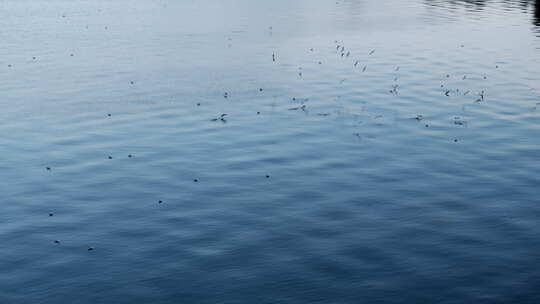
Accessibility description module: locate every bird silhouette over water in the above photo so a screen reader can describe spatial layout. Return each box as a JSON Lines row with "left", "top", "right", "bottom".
{"left": 289, "top": 104, "right": 306, "bottom": 111}
{"left": 211, "top": 114, "right": 227, "bottom": 122}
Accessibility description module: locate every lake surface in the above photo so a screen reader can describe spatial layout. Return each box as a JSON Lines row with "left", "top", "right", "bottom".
{"left": 1, "top": 0, "right": 539, "bottom": 303}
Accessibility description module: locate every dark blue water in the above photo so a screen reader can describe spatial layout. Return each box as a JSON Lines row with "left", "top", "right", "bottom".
{"left": 1, "top": 0, "right": 540, "bottom": 303}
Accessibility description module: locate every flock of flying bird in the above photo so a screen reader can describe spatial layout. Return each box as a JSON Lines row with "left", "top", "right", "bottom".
{"left": 209, "top": 39, "right": 500, "bottom": 142}
{"left": 12, "top": 28, "right": 530, "bottom": 252}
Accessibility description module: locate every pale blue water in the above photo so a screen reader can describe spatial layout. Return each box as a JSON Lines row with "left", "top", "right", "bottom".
{"left": 1, "top": 0, "right": 540, "bottom": 303}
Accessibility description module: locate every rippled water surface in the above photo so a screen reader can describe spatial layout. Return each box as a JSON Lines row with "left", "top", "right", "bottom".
{"left": 1, "top": 0, "right": 540, "bottom": 303}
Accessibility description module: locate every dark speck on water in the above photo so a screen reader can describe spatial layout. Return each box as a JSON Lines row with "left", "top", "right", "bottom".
{"left": 2, "top": 0, "right": 540, "bottom": 303}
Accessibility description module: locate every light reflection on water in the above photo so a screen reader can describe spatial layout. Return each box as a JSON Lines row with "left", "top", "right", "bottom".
{"left": 0, "top": 0, "right": 539, "bottom": 303}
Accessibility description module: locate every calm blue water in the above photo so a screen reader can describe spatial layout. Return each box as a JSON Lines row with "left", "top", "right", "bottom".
{"left": 1, "top": 0, "right": 540, "bottom": 303}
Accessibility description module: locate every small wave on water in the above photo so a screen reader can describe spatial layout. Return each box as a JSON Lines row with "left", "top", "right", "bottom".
{"left": 0, "top": 0, "right": 539, "bottom": 303}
